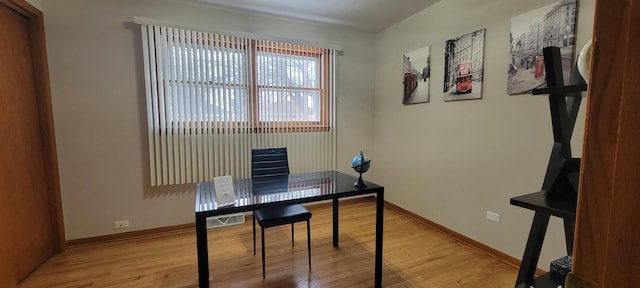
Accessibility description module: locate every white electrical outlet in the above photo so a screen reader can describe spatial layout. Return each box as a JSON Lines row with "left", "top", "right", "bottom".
{"left": 486, "top": 211, "right": 500, "bottom": 223}
{"left": 114, "top": 220, "right": 129, "bottom": 229}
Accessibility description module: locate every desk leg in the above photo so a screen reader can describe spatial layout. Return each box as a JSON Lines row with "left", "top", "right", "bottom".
{"left": 515, "top": 212, "right": 550, "bottom": 286}
{"left": 333, "top": 198, "right": 339, "bottom": 247}
{"left": 375, "top": 190, "right": 384, "bottom": 288}
{"left": 196, "top": 214, "right": 210, "bottom": 288}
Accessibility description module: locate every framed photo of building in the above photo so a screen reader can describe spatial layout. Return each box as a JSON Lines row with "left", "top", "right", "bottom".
{"left": 443, "top": 29, "right": 486, "bottom": 102}
{"left": 508, "top": 0, "right": 579, "bottom": 95}
{"left": 402, "top": 46, "right": 431, "bottom": 105}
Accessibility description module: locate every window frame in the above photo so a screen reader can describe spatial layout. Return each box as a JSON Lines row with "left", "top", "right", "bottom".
{"left": 251, "top": 40, "right": 331, "bottom": 133}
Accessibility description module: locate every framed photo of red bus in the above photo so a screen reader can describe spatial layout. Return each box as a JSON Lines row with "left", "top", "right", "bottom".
{"left": 402, "top": 46, "right": 431, "bottom": 105}
{"left": 443, "top": 29, "right": 486, "bottom": 102}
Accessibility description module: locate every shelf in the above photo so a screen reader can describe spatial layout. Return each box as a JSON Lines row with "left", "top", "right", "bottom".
{"left": 510, "top": 191, "right": 576, "bottom": 220}
{"left": 532, "top": 84, "right": 587, "bottom": 96}
{"left": 516, "top": 272, "right": 567, "bottom": 288}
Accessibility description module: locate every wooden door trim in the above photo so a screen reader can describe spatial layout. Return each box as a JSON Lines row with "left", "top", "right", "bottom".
{"left": 571, "top": 0, "right": 640, "bottom": 287}
{"left": 1, "top": 0, "right": 66, "bottom": 252}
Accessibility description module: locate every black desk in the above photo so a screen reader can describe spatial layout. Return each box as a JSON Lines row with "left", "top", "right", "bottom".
{"left": 510, "top": 191, "right": 576, "bottom": 287}
{"left": 195, "top": 170, "right": 385, "bottom": 288}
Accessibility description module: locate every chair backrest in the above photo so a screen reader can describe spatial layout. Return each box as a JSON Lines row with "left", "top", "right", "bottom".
{"left": 251, "top": 147, "right": 290, "bottom": 178}
{"left": 251, "top": 147, "right": 290, "bottom": 195}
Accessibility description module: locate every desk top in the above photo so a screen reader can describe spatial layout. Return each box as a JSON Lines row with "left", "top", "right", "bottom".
{"left": 510, "top": 191, "right": 576, "bottom": 219}
{"left": 196, "top": 170, "right": 383, "bottom": 216}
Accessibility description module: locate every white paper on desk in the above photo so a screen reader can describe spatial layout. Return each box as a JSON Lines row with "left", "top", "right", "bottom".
{"left": 213, "top": 176, "right": 236, "bottom": 207}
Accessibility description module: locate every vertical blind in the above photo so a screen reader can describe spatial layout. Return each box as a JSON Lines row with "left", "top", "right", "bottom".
{"left": 140, "top": 24, "right": 337, "bottom": 186}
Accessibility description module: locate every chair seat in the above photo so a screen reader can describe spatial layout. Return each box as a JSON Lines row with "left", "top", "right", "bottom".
{"left": 254, "top": 204, "right": 311, "bottom": 228}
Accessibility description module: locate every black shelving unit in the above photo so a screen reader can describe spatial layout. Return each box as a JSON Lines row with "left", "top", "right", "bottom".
{"left": 511, "top": 47, "right": 587, "bottom": 288}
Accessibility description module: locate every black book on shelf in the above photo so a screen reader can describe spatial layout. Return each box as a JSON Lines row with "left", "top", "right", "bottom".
{"left": 550, "top": 255, "right": 572, "bottom": 276}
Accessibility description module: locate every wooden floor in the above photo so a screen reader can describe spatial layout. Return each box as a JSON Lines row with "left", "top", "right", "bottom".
{"left": 19, "top": 200, "right": 518, "bottom": 287}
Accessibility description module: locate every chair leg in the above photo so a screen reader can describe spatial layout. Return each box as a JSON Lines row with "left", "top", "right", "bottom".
{"left": 291, "top": 223, "right": 295, "bottom": 247}
{"left": 307, "top": 219, "right": 311, "bottom": 268}
{"left": 261, "top": 227, "right": 266, "bottom": 278}
{"left": 253, "top": 214, "right": 256, "bottom": 255}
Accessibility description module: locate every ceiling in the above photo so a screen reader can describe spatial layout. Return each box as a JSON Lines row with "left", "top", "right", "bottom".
{"left": 180, "top": 0, "right": 441, "bottom": 32}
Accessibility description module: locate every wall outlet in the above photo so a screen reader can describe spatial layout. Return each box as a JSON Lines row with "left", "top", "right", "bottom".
{"left": 114, "top": 220, "right": 129, "bottom": 229}
{"left": 486, "top": 211, "right": 500, "bottom": 223}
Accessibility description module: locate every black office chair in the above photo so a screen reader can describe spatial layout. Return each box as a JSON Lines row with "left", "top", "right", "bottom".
{"left": 251, "top": 147, "right": 312, "bottom": 278}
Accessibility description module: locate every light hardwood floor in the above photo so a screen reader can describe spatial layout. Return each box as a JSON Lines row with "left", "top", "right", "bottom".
{"left": 19, "top": 200, "right": 518, "bottom": 287}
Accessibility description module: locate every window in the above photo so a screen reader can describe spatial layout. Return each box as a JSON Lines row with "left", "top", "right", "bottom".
{"left": 255, "top": 42, "right": 329, "bottom": 131}
{"left": 167, "top": 38, "right": 248, "bottom": 123}
{"left": 140, "top": 24, "right": 338, "bottom": 186}
{"left": 257, "top": 52, "right": 319, "bottom": 122}
{"left": 161, "top": 31, "right": 332, "bottom": 132}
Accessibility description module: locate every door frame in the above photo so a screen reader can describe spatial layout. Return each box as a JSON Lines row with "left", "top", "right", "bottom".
{"left": 570, "top": 0, "right": 640, "bottom": 287}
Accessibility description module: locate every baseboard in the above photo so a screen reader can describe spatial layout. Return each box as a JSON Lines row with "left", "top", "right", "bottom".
{"left": 67, "top": 223, "right": 196, "bottom": 246}
{"left": 67, "top": 196, "right": 375, "bottom": 246}
{"left": 383, "top": 200, "right": 546, "bottom": 276}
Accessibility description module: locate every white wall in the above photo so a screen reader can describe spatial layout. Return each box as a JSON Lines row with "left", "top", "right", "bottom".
{"left": 25, "top": 0, "right": 43, "bottom": 11}
{"left": 42, "top": 0, "right": 376, "bottom": 239}
{"left": 374, "top": 0, "right": 594, "bottom": 268}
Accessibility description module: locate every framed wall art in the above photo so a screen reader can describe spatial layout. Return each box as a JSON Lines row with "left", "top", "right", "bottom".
{"left": 443, "top": 29, "right": 486, "bottom": 102}
{"left": 508, "top": 0, "right": 578, "bottom": 95}
{"left": 402, "top": 46, "right": 431, "bottom": 105}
